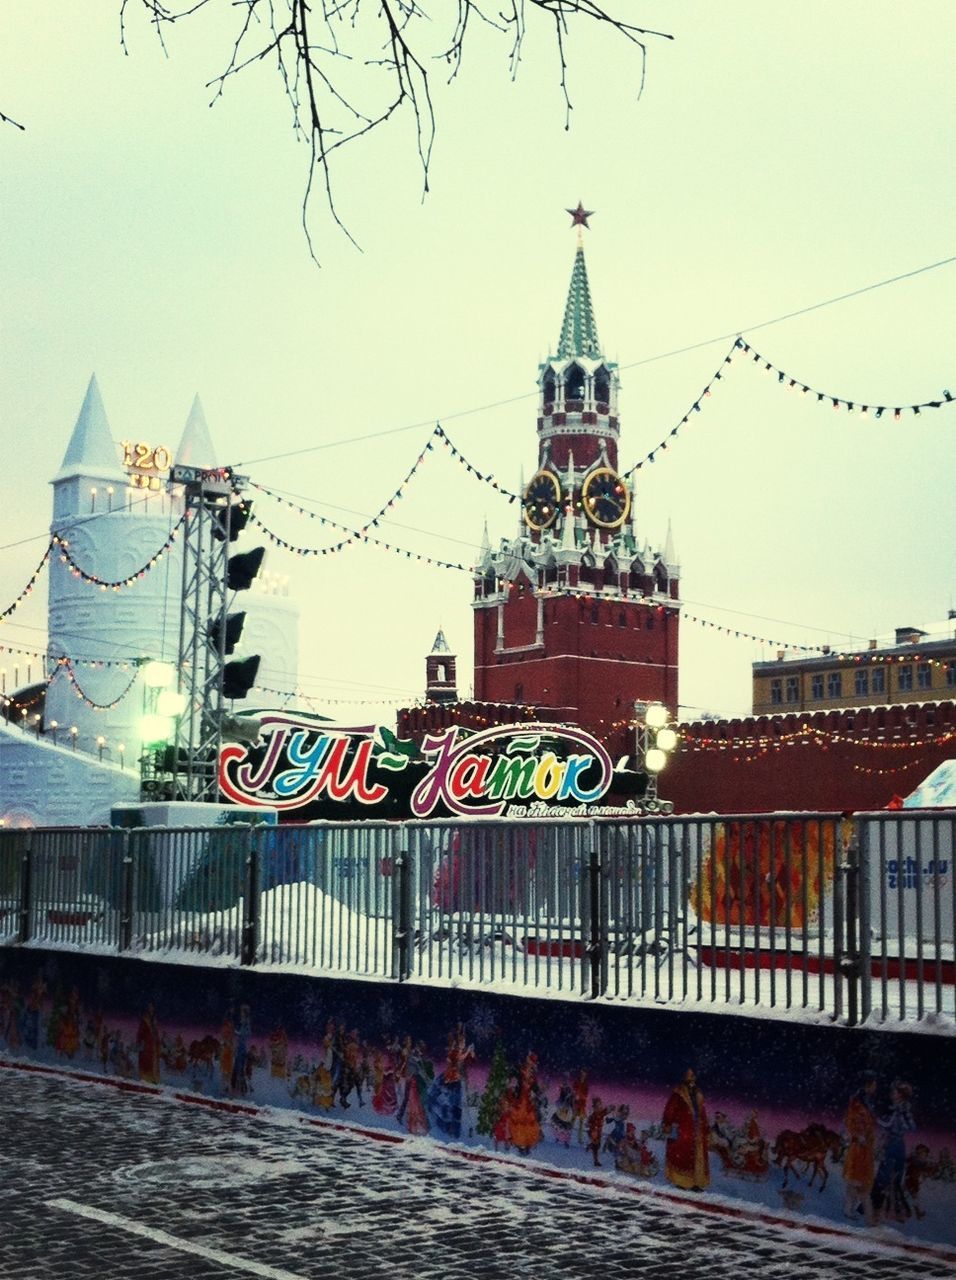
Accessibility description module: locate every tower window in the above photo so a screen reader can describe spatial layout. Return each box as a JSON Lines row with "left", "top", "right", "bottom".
{"left": 436, "top": 663, "right": 445, "bottom": 683}
{"left": 542, "top": 369, "right": 556, "bottom": 406}
{"left": 594, "top": 366, "right": 610, "bottom": 404}
{"left": 564, "top": 363, "right": 585, "bottom": 401}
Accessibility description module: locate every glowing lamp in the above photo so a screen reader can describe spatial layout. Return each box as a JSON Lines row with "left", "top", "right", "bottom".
{"left": 140, "top": 714, "right": 173, "bottom": 745}
{"left": 656, "top": 727, "right": 679, "bottom": 753}
{"left": 141, "top": 661, "right": 175, "bottom": 689}
{"left": 156, "top": 690, "right": 186, "bottom": 717}
{"left": 645, "top": 747, "right": 668, "bottom": 774}
{"left": 645, "top": 703, "right": 668, "bottom": 729}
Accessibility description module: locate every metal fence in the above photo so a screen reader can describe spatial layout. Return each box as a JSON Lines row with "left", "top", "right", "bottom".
{"left": 0, "top": 812, "right": 951, "bottom": 1026}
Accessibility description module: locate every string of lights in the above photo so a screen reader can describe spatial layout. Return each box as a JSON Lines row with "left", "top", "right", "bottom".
{"left": 623, "top": 340, "right": 740, "bottom": 477}
{"left": 1, "top": 640, "right": 141, "bottom": 671}
{"left": 736, "top": 338, "right": 955, "bottom": 417}
{"left": 0, "top": 547, "right": 51, "bottom": 623}
{"left": 52, "top": 514, "right": 186, "bottom": 589}
{"left": 434, "top": 425, "right": 520, "bottom": 500}
{"left": 686, "top": 726, "right": 956, "bottom": 753}
{"left": 56, "top": 659, "right": 141, "bottom": 710}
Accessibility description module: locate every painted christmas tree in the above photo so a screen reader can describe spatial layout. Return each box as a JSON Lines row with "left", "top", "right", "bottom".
{"left": 476, "top": 1039, "right": 509, "bottom": 1136}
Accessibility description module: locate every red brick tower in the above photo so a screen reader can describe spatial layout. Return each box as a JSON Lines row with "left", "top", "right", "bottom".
{"left": 472, "top": 208, "right": 680, "bottom": 755}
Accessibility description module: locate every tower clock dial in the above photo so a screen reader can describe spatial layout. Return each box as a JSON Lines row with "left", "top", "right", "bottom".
{"left": 523, "top": 470, "right": 562, "bottom": 531}
{"left": 582, "top": 467, "right": 630, "bottom": 529}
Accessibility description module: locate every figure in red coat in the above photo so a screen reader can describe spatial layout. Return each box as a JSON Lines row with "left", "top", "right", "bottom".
{"left": 662, "top": 1067, "right": 710, "bottom": 1191}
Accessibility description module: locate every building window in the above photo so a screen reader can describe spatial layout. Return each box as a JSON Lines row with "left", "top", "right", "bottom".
{"left": 785, "top": 676, "right": 799, "bottom": 703}
{"left": 917, "top": 663, "right": 932, "bottom": 690}
{"left": 872, "top": 667, "right": 885, "bottom": 694}
{"left": 618, "top": 612, "right": 626, "bottom": 628}
{"left": 646, "top": 613, "right": 654, "bottom": 630}
{"left": 811, "top": 674, "right": 824, "bottom": 700}
{"left": 854, "top": 669, "right": 869, "bottom": 697}
{"left": 514, "top": 683, "right": 523, "bottom": 703}
{"left": 898, "top": 664, "right": 913, "bottom": 692}
{"left": 827, "top": 671, "right": 841, "bottom": 699}
{"left": 770, "top": 678, "right": 783, "bottom": 705}
{"left": 947, "top": 661, "right": 956, "bottom": 688}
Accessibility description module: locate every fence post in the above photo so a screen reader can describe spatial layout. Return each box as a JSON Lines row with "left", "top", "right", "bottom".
{"left": 392, "top": 836, "right": 412, "bottom": 982}
{"left": 839, "top": 816, "right": 861, "bottom": 1027}
{"left": 118, "top": 830, "right": 134, "bottom": 953}
{"left": 240, "top": 826, "right": 259, "bottom": 967}
{"left": 587, "top": 831, "right": 606, "bottom": 1000}
{"left": 17, "top": 836, "right": 33, "bottom": 945}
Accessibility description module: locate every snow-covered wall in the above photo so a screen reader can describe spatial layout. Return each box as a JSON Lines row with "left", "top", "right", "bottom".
{"left": 0, "top": 725, "right": 139, "bottom": 827}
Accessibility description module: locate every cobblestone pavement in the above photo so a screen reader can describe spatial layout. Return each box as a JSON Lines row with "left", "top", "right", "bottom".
{"left": 0, "top": 1066, "right": 951, "bottom": 1280}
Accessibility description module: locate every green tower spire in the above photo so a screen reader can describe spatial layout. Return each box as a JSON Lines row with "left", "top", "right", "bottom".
{"left": 556, "top": 243, "right": 602, "bottom": 361}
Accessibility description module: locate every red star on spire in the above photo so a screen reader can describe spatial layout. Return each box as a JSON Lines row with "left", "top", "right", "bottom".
{"left": 566, "top": 202, "right": 595, "bottom": 229}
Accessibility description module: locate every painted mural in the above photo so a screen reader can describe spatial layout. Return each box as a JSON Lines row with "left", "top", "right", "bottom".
{"left": 0, "top": 947, "right": 953, "bottom": 1247}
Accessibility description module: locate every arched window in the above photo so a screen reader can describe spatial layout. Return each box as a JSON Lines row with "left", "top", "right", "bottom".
{"left": 542, "top": 368, "right": 556, "bottom": 407}
{"left": 436, "top": 663, "right": 445, "bottom": 683}
{"left": 594, "top": 365, "right": 610, "bottom": 405}
{"left": 654, "top": 565, "right": 668, "bottom": 593}
{"left": 564, "top": 363, "right": 585, "bottom": 402}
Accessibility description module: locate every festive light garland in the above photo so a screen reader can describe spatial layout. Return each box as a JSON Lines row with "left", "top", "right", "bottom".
{"left": 683, "top": 610, "right": 824, "bottom": 653}
{"left": 434, "top": 425, "right": 520, "bottom": 500}
{"left": 52, "top": 514, "right": 186, "bottom": 589}
{"left": 0, "top": 641, "right": 139, "bottom": 671}
{"left": 56, "top": 658, "right": 141, "bottom": 711}
{"left": 0, "top": 547, "right": 51, "bottom": 623}
{"left": 686, "top": 725, "right": 956, "bottom": 753}
{"left": 623, "top": 339, "right": 741, "bottom": 476}
{"left": 736, "top": 338, "right": 955, "bottom": 417}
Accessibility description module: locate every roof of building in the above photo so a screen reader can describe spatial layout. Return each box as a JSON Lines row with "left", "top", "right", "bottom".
{"left": 53, "top": 374, "right": 125, "bottom": 483}
{"left": 555, "top": 245, "right": 602, "bottom": 362}
{"left": 176, "top": 394, "right": 218, "bottom": 469}
{"left": 430, "top": 629, "right": 451, "bottom": 655}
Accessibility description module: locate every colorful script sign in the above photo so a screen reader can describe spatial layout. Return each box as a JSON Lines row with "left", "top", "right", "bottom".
{"left": 218, "top": 716, "right": 616, "bottom": 820}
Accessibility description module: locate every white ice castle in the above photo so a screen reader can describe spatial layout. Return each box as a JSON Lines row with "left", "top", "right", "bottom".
{"left": 0, "top": 377, "right": 299, "bottom": 827}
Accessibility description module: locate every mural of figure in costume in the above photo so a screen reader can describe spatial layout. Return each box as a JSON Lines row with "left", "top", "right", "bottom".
{"left": 550, "top": 1075, "right": 575, "bottom": 1147}
{"left": 313, "top": 1029, "right": 336, "bottom": 1110}
{"left": 268, "top": 1025, "right": 289, "bottom": 1080}
{"left": 428, "top": 1025, "right": 475, "bottom": 1140}
{"left": 616, "top": 1124, "right": 659, "bottom": 1178}
{"left": 372, "top": 1040, "right": 399, "bottom": 1116}
{"left": 56, "top": 988, "right": 82, "bottom": 1060}
{"left": 507, "top": 1052, "right": 543, "bottom": 1155}
{"left": 136, "top": 1003, "right": 161, "bottom": 1085}
{"left": 872, "top": 1081, "right": 916, "bottom": 1223}
{"left": 904, "top": 1143, "right": 935, "bottom": 1220}
{"left": 843, "top": 1071, "right": 878, "bottom": 1223}
{"left": 338, "top": 1028, "right": 365, "bottom": 1109}
{"left": 662, "top": 1068, "right": 710, "bottom": 1191}
{"left": 403, "top": 1041, "right": 432, "bottom": 1136}
{"left": 586, "top": 1096, "right": 611, "bottom": 1168}
{"left": 572, "top": 1068, "right": 589, "bottom": 1144}
{"left": 22, "top": 974, "right": 45, "bottom": 1051}
{"left": 230, "top": 1005, "right": 252, "bottom": 1096}
{"left": 219, "top": 1010, "right": 236, "bottom": 1091}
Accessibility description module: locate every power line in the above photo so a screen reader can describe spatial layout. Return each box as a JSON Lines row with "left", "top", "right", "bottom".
{"left": 231, "top": 253, "right": 956, "bottom": 469}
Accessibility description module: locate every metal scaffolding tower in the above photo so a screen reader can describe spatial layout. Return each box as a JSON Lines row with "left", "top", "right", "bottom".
{"left": 169, "top": 465, "right": 236, "bottom": 802}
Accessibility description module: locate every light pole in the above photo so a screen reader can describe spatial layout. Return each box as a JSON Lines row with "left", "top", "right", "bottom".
{"left": 633, "top": 701, "right": 679, "bottom": 812}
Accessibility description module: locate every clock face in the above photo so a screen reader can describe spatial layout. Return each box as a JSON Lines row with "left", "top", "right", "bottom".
{"left": 582, "top": 467, "right": 630, "bottom": 529}
{"left": 523, "top": 470, "right": 562, "bottom": 531}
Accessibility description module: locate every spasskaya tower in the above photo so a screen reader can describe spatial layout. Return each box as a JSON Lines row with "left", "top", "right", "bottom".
{"left": 472, "top": 206, "right": 680, "bottom": 755}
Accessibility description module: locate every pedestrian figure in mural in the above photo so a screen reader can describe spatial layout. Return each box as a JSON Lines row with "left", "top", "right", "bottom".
{"left": 843, "top": 1070, "right": 878, "bottom": 1222}
{"left": 586, "top": 1096, "right": 611, "bottom": 1168}
{"left": 616, "top": 1124, "right": 659, "bottom": 1178}
{"left": 603, "top": 1103, "right": 629, "bottom": 1157}
{"left": 55, "top": 988, "right": 81, "bottom": 1059}
{"left": 337, "top": 1028, "right": 365, "bottom": 1108}
{"left": 550, "top": 1075, "right": 575, "bottom": 1147}
{"left": 403, "top": 1040, "right": 432, "bottom": 1136}
{"left": 372, "top": 1039, "right": 399, "bottom": 1116}
{"left": 871, "top": 1080, "right": 916, "bottom": 1223}
{"left": 230, "top": 1005, "right": 252, "bottom": 1096}
{"left": 662, "top": 1067, "right": 710, "bottom": 1191}
{"left": 136, "top": 1002, "right": 161, "bottom": 1085}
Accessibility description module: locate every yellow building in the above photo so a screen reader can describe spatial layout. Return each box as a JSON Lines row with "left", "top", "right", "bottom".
{"left": 752, "top": 619, "right": 956, "bottom": 715}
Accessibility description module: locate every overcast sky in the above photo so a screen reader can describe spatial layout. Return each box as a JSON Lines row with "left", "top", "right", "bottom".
{"left": 1, "top": 2, "right": 954, "bottom": 722}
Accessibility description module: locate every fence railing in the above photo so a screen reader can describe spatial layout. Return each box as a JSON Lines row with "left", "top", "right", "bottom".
{"left": 0, "top": 812, "right": 951, "bottom": 1026}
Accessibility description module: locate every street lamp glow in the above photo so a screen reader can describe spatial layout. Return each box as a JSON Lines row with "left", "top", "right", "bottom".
{"left": 156, "top": 690, "right": 187, "bottom": 717}
{"left": 141, "top": 661, "right": 175, "bottom": 689}
{"left": 645, "top": 747, "right": 668, "bottom": 774}
{"left": 140, "top": 714, "right": 173, "bottom": 745}
{"left": 645, "top": 702, "right": 668, "bottom": 729}
{"left": 656, "top": 727, "right": 679, "bottom": 753}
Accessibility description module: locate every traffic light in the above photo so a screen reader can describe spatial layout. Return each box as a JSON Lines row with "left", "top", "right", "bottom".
{"left": 209, "top": 611, "right": 246, "bottom": 656}
{"left": 211, "top": 500, "right": 253, "bottom": 542}
{"left": 223, "top": 655, "right": 261, "bottom": 700}
{"left": 227, "top": 546, "right": 266, "bottom": 591}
